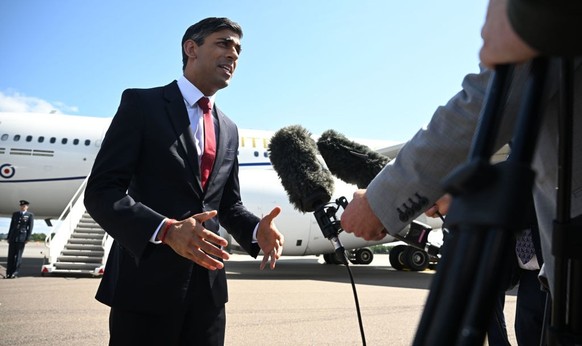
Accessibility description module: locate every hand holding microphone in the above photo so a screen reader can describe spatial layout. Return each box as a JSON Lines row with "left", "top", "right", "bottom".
{"left": 317, "top": 129, "right": 440, "bottom": 255}
{"left": 340, "top": 189, "right": 388, "bottom": 241}
{"left": 316, "top": 129, "right": 391, "bottom": 240}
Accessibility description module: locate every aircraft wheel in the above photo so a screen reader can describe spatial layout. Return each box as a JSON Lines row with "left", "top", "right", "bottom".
{"left": 403, "top": 246, "right": 429, "bottom": 271}
{"left": 354, "top": 248, "right": 373, "bottom": 265}
{"left": 389, "top": 245, "right": 408, "bottom": 270}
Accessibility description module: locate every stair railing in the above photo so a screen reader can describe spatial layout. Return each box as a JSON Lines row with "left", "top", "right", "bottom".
{"left": 44, "top": 176, "right": 90, "bottom": 265}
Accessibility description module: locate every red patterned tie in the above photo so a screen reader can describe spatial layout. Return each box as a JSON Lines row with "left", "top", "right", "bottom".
{"left": 197, "top": 97, "right": 216, "bottom": 190}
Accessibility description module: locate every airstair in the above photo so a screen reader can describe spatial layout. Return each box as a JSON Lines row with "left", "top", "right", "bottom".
{"left": 41, "top": 178, "right": 113, "bottom": 277}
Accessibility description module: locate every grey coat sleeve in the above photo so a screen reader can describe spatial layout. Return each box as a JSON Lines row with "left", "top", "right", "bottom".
{"left": 366, "top": 65, "right": 529, "bottom": 235}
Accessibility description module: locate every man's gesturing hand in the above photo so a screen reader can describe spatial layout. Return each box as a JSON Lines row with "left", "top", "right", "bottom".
{"left": 161, "top": 210, "right": 230, "bottom": 271}
{"left": 256, "top": 206, "right": 285, "bottom": 270}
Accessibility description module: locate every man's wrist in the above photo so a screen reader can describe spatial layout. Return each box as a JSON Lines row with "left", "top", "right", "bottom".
{"left": 159, "top": 219, "right": 176, "bottom": 243}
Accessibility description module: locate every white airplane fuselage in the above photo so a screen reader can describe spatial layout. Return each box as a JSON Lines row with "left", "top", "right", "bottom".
{"left": 0, "top": 112, "right": 434, "bottom": 256}
{"left": 0, "top": 113, "right": 108, "bottom": 218}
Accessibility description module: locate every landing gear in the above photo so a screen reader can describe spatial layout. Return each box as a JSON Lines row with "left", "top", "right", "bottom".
{"left": 389, "top": 245, "right": 407, "bottom": 270}
{"left": 403, "top": 247, "right": 430, "bottom": 271}
{"left": 349, "top": 247, "right": 373, "bottom": 265}
{"left": 322, "top": 247, "right": 374, "bottom": 265}
{"left": 321, "top": 245, "right": 435, "bottom": 270}
{"left": 389, "top": 244, "right": 433, "bottom": 271}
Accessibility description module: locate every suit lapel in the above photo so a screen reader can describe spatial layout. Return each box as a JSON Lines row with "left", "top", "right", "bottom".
{"left": 163, "top": 81, "right": 204, "bottom": 196}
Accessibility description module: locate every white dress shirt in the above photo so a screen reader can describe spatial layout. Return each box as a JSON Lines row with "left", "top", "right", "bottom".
{"left": 150, "top": 76, "right": 259, "bottom": 245}
{"left": 150, "top": 76, "right": 215, "bottom": 243}
{"left": 177, "top": 75, "right": 216, "bottom": 166}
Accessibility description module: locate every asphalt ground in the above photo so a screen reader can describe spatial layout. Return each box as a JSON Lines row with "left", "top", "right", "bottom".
{"left": 0, "top": 242, "right": 517, "bottom": 345}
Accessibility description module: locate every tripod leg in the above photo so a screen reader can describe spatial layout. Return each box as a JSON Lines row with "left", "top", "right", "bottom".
{"left": 413, "top": 228, "right": 487, "bottom": 345}
{"left": 456, "top": 228, "right": 514, "bottom": 346}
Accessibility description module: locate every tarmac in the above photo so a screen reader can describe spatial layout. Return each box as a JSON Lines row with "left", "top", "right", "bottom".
{"left": 0, "top": 241, "right": 517, "bottom": 345}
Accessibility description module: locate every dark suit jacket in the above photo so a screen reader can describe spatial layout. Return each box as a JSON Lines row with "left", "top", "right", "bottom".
{"left": 8, "top": 211, "right": 34, "bottom": 243}
{"left": 84, "top": 81, "right": 260, "bottom": 312}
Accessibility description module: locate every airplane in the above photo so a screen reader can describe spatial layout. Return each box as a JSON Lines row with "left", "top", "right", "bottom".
{"left": 0, "top": 111, "right": 444, "bottom": 271}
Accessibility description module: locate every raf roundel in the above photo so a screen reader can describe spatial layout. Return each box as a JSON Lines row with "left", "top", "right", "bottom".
{"left": 0, "top": 163, "right": 15, "bottom": 179}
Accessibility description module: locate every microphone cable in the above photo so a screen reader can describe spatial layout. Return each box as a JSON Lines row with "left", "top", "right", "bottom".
{"left": 332, "top": 240, "right": 367, "bottom": 346}
{"left": 344, "top": 254, "right": 367, "bottom": 346}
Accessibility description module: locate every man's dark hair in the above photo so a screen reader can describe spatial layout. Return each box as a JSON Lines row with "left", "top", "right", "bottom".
{"left": 181, "top": 17, "right": 243, "bottom": 71}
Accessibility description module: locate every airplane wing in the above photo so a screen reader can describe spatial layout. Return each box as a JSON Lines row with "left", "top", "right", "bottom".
{"left": 376, "top": 142, "right": 405, "bottom": 160}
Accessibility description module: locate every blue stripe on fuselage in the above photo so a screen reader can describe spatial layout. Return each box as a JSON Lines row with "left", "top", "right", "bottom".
{"left": 0, "top": 176, "right": 87, "bottom": 183}
{"left": 0, "top": 162, "right": 271, "bottom": 183}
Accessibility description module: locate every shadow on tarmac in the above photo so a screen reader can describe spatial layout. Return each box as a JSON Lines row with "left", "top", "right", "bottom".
{"left": 224, "top": 256, "right": 435, "bottom": 290}
{"left": 1, "top": 253, "right": 434, "bottom": 292}
{"left": 0, "top": 256, "right": 46, "bottom": 279}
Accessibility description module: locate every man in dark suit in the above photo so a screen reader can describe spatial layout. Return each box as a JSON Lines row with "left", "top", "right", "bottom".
{"left": 84, "top": 17, "right": 284, "bottom": 345}
{"left": 6, "top": 200, "right": 34, "bottom": 279}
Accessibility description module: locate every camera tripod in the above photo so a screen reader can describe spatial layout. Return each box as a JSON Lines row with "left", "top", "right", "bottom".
{"left": 412, "top": 58, "right": 581, "bottom": 345}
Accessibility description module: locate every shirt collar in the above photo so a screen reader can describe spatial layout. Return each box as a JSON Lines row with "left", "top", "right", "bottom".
{"left": 177, "top": 76, "right": 216, "bottom": 109}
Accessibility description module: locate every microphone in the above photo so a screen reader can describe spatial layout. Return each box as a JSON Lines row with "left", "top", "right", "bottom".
{"left": 317, "top": 129, "right": 432, "bottom": 211}
{"left": 317, "top": 130, "right": 390, "bottom": 189}
{"left": 316, "top": 129, "right": 440, "bottom": 257}
{"left": 268, "top": 125, "right": 334, "bottom": 212}
{"left": 316, "top": 129, "right": 389, "bottom": 188}
{"left": 271, "top": 125, "right": 372, "bottom": 344}
{"left": 268, "top": 125, "right": 348, "bottom": 263}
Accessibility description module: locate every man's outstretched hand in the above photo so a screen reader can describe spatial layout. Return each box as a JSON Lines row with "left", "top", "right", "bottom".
{"left": 256, "top": 207, "right": 285, "bottom": 270}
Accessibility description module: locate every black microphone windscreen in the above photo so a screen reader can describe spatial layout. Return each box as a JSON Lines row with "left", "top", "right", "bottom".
{"left": 269, "top": 125, "right": 335, "bottom": 212}
{"left": 317, "top": 129, "right": 390, "bottom": 188}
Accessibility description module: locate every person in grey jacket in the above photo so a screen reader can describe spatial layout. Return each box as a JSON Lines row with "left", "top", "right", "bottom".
{"left": 340, "top": 57, "right": 581, "bottom": 300}
{"left": 341, "top": 0, "right": 581, "bottom": 301}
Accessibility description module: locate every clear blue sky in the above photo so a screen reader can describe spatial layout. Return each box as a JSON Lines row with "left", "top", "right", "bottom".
{"left": 0, "top": 0, "right": 489, "bottom": 233}
{"left": 1, "top": 0, "right": 488, "bottom": 142}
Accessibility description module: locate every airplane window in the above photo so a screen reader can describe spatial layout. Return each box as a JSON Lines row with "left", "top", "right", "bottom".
{"left": 84, "top": 139, "right": 91, "bottom": 146}
{"left": 73, "top": 139, "right": 79, "bottom": 145}
{"left": 254, "top": 151, "right": 259, "bottom": 157}
{"left": 263, "top": 152, "right": 268, "bottom": 158}
{"left": 26, "top": 135, "right": 33, "bottom": 142}
{"left": 61, "top": 138, "right": 68, "bottom": 144}
{"left": 50, "top": 137, "right": 56, "bottom": 144}
{"left": 1, "top": 134, "right": 7, "bottom": 141}
{"left": 38, "top": 136, "right": 45, "bottom": 143}
{"left": 14, "top": 135, "right": 21, "bottom": 141}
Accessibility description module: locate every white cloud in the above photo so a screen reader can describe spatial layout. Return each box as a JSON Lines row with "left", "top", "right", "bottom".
{"left": 0, "top": 90, "right": 79, "bottom": 114}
